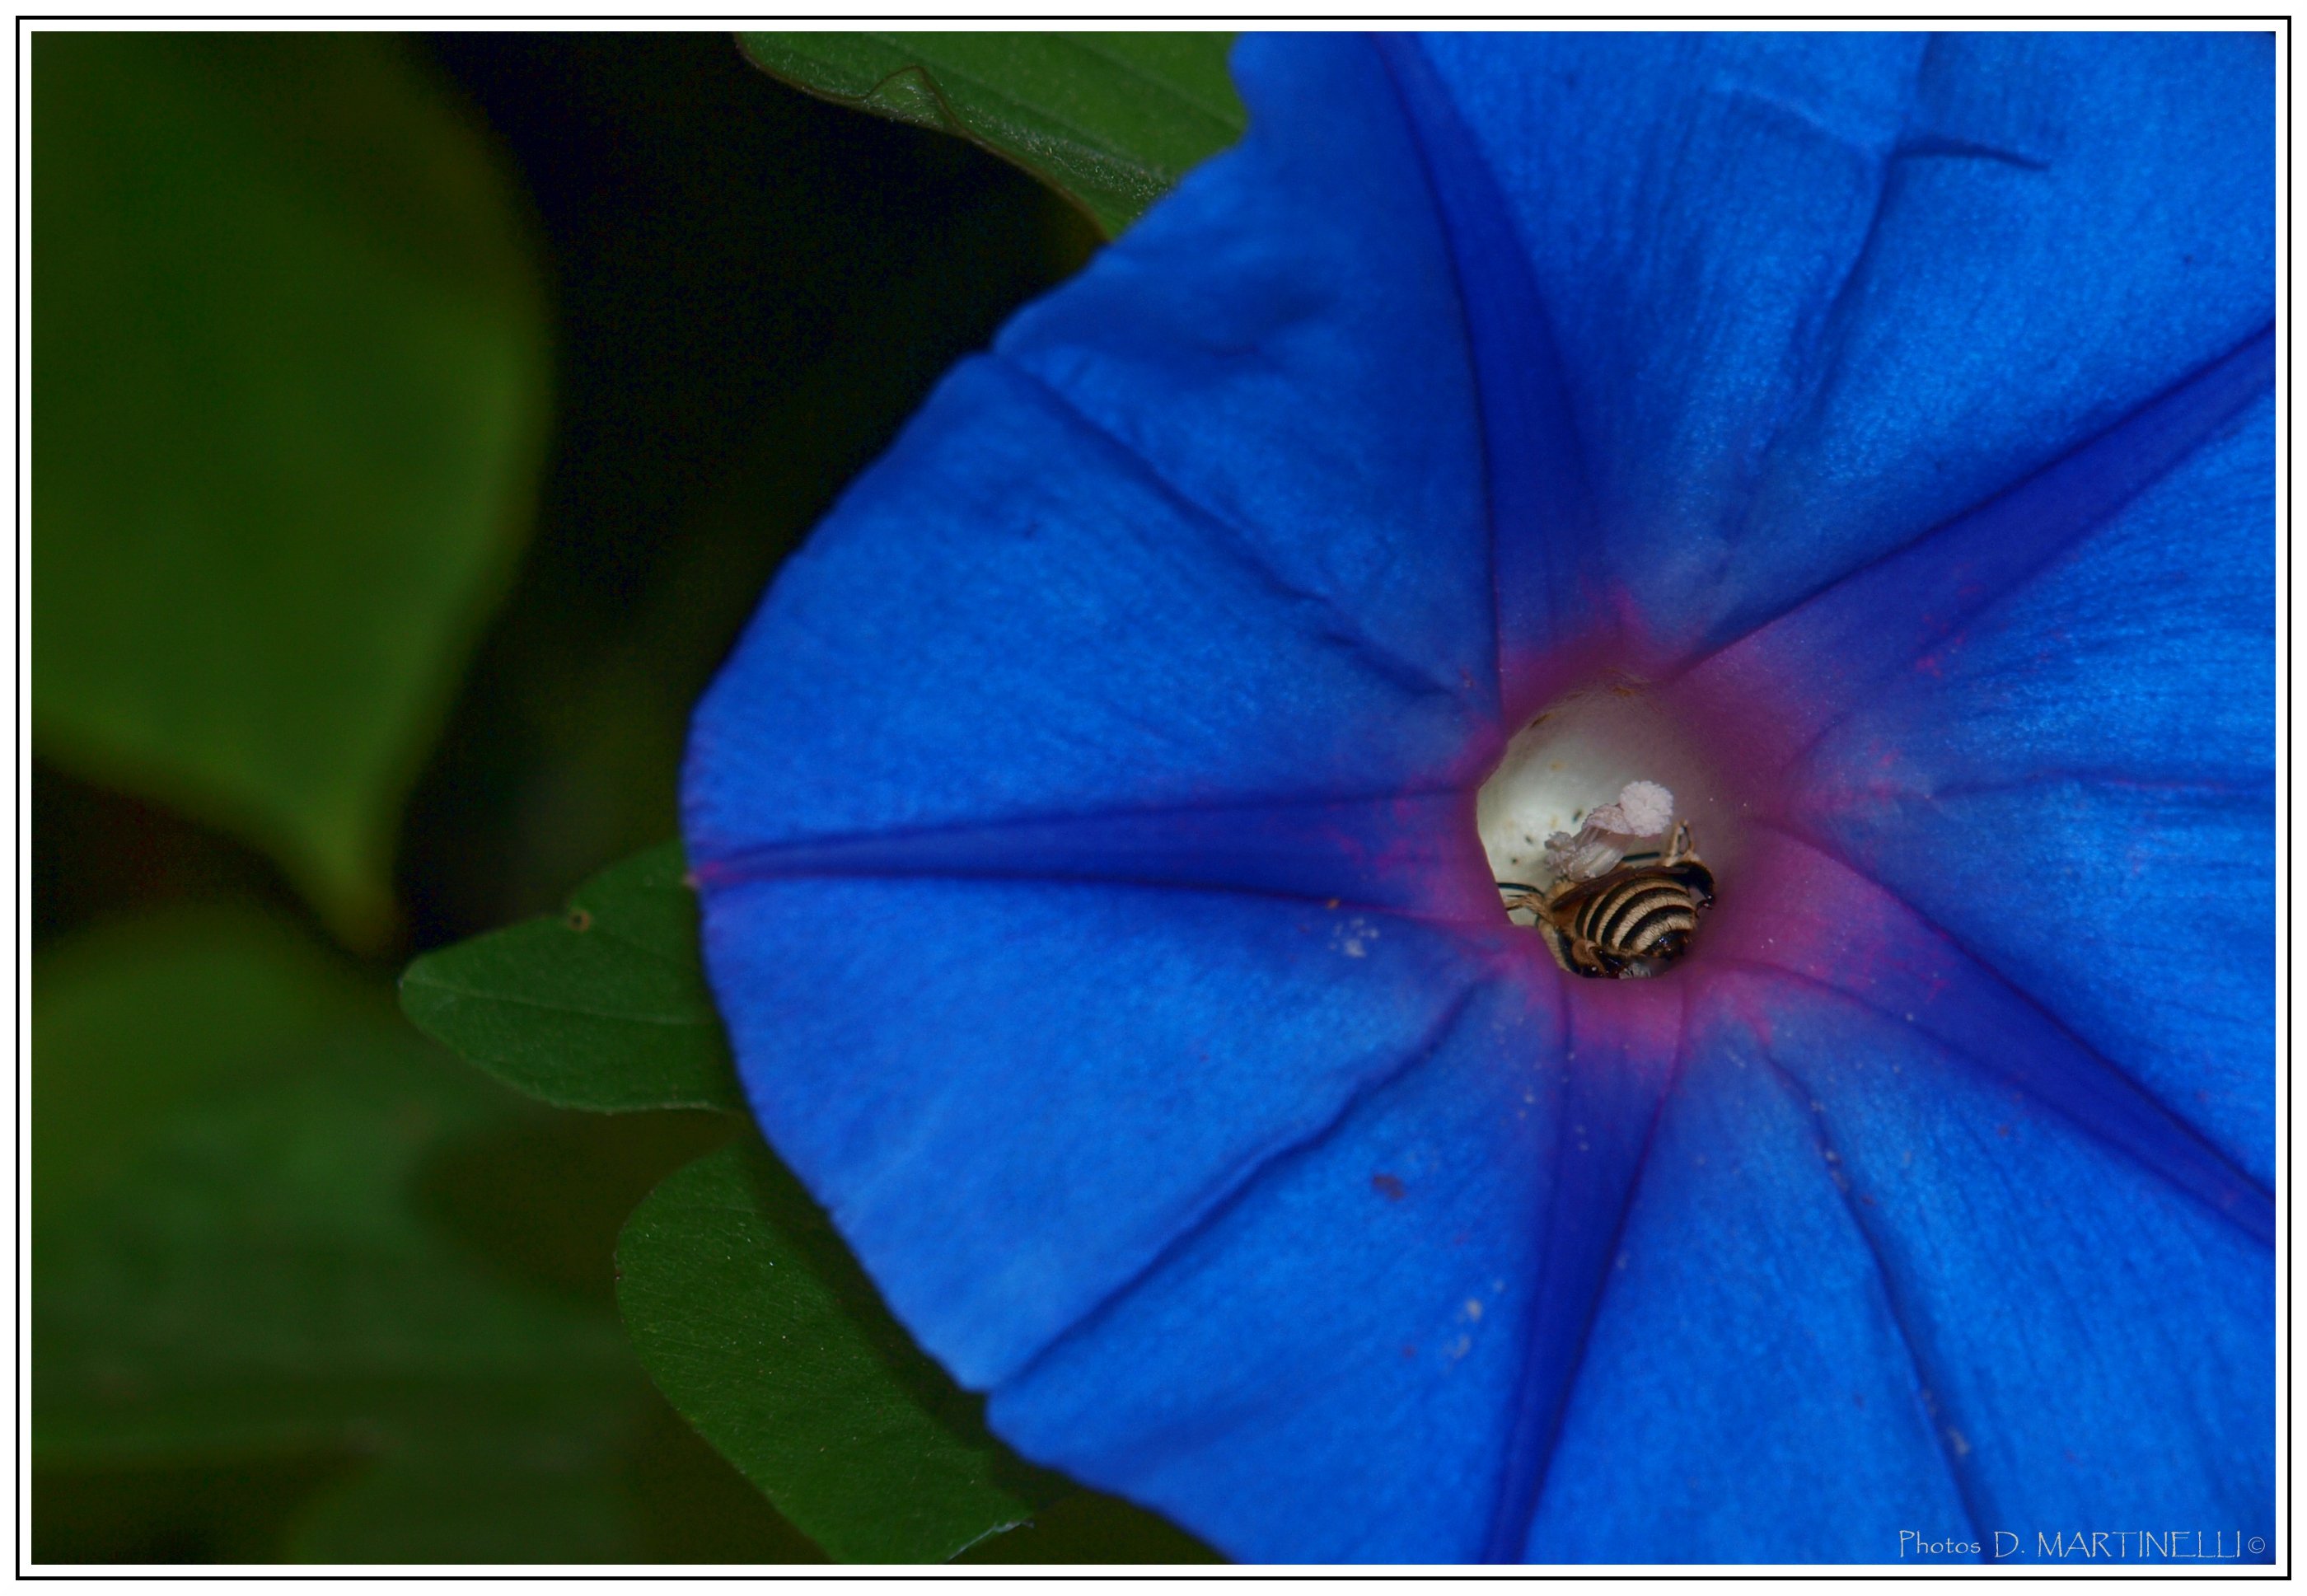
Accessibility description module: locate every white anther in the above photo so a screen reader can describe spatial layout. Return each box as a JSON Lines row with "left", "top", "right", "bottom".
{"left": 1607, "top": 780, "right": 1676, "bottom": 837}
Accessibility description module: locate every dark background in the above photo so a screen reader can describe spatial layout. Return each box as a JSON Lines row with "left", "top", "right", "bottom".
{"left": 34, "top": 30, "right": 1113, "bottom": 1561}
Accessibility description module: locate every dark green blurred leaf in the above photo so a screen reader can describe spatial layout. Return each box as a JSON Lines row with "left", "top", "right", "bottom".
{"left": 414, "top": 1108, "right": 735, "bottom": 1310}
{"left": 284, "top": 1449, "right": 642, "bottom": 1563}
{"left": 399, "top": 37, "right": 1095, "bottom": 943}
{"left": 33, "top": 910, "right": 640, "bottom": 1468}
{"left": 401, "top": 842, "right": 744, "bottom": 1115}
{"left": 282, "top": 1402, "right": 839, "bottom": 1563}
{"left": 33, "top": 33, "right": 550, "bottom": 941}
{"left": 617, "top": 1138, "right": 1063, "bottom": 1561}
{"left": 737, "top": 32, "right": 1244, "bottom": 236}
{"left": 34, "top": 1455, "right": 357, "bottom": 1565}
{"left": 34, "top": 907, "right": 366, "bottom": 1217}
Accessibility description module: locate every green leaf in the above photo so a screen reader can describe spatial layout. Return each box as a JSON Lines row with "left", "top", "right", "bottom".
{"left": 961, "top": 1491, "right": 1224, "bottom": 1564}
{"left": 401, "top": 842, "right": 745, "bottom": 1115}
{"left": 617, "top": 1139, "right": 1063, "bottom": 1561}
{"left": 33, "top": 910, "right": 641, "bottom": 1467}
{"left": 32, "top": 34, "right": 550, "bottom": 941}
{"left": 737, "top": 32, "right": 1244, "bottom": 236}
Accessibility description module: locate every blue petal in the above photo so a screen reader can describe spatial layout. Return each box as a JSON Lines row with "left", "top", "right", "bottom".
{"left": 683, "top": 357, "right": 1490, "bottom": 865}
{"left": 692, "top": 790, "right": 1496, "bottom": 920}
{"left": 1534, "top": 879, "right": 2272, "bottom": 1560}
{"left": 986, "top": 966, "right": 1710, "bottom": 1564}
{"left": 1417, "top": 31, "right": 2273, "bottom": 651}
{"left": 988, "top": 971, "right": 1543, "bottom": 1561}
{"left": 999, "top": 33, "right": 1497, "bottom": 714}
{"left": 700, "top": 873, "right": 1486, "bottom": 1387}
{"left": 1369, "top": 36, "right": 1593, "bottom": 683}
{"left": 1680, "top": 967, "right": 2272, "bottom": 1554}
{"left": 1710, "top": 833, "right": 2268, "bottom": 1245}
{"left": 1528, "top": 1021, "right": 1972, "bottom": 1561}
{"left": 1669, "top": 330, "right": 2271, "bottom": 773}
{"left": 684, "top": 32, "right": 1500, "bottom": 870}
{"left": 1790, "top": 394, "right": 2276, "bottom": 1188}
{"left": 1673, "top": 369, "right": 2274, "bottom": 1189}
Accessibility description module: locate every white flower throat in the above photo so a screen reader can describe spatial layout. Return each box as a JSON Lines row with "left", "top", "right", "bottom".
{"left": 1476, "top": 686, "right": 1733, "bottom": 979}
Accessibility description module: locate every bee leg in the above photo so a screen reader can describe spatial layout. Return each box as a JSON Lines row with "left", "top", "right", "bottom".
{"left": 1542, "top": 922, "right": 1615, "bottom": 979}
{"left": 1539, "top": 920, "right": 1577, "bottom": 972}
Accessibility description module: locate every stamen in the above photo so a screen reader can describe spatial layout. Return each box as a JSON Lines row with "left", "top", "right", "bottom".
{"left": 1542, "top": 779, "right": 1677, "bottom": 884}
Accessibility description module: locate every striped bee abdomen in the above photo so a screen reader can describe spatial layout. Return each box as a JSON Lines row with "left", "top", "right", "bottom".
{"left": 1510, "top": 819, "right": 1714, "bottom": 980}
{"left": 1574, "top": 873, "right": 1700, "bottom": 958}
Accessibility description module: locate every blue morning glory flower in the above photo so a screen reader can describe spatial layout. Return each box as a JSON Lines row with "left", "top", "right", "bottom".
{"left": 683, "top": 32, "right": 2272, "bottom": 1562}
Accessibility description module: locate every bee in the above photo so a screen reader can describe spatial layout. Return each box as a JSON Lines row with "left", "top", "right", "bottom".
{"left": 1498, "top": 823, "right": 1715, "bottom": 980}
